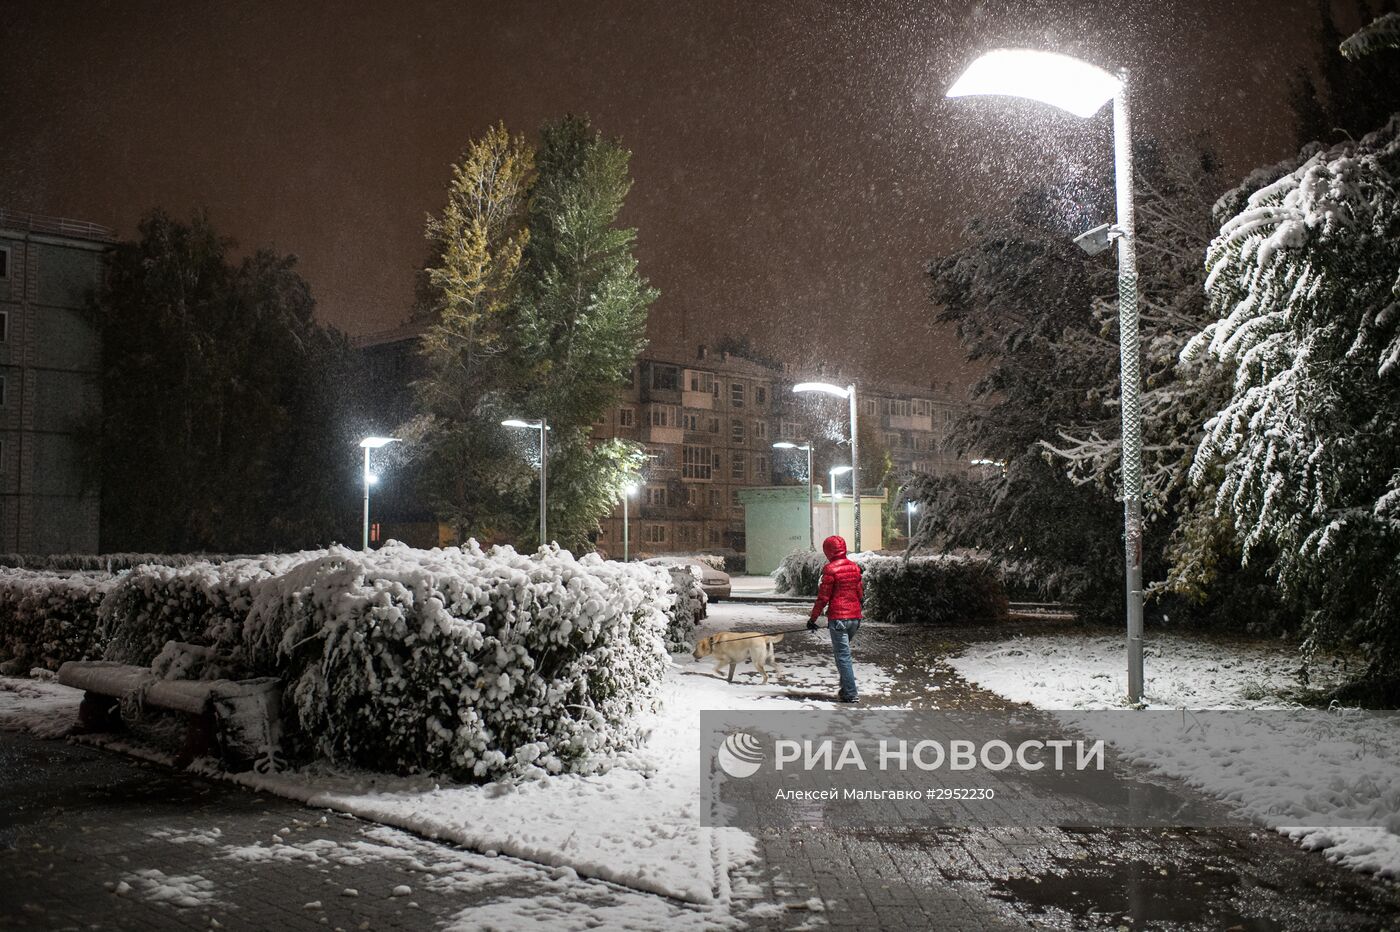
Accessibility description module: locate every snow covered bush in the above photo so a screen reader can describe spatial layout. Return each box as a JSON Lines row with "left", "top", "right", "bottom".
{"left": 773, "top": 549, "right": 826, "bottom": 597}
{"left": 100, "top": 554, "right": 317, "bottom": 666}
{"left": 662, "top": 565, "right": 704, "bottom": 651}
{"left": 0, "top": 571, "right": 117, "bottom": 671}
{"left": 859, "top": 554, "right": 1009, "bottom": 626}
{"left": 1185, "top": 115, "right": 1400, "bottom": 682}
{"left": 243, "top": 542, "right": 671, "bottom": 781}
{"left": 775, "top": 549, "right": 1008, "bottom": 625}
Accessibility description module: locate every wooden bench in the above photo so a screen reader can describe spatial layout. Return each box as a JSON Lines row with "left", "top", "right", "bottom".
{"left": 57, "top": 660, "right": 284, "bottom": 772}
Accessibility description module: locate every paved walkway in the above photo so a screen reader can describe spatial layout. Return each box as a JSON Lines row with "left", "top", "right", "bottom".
{"left": 720, "top": 612, "right": 1400, "bottom": 930}
{"left": 2, "top": 608, "right": 1399, "bottom": 930}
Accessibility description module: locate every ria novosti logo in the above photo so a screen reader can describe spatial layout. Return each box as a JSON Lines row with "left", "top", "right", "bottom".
{"left": 716, "top": 732, "right": 764, "bottom": 778}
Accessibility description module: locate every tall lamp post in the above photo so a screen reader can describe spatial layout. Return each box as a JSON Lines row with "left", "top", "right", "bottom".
{"left": 773, "top": 441, "right": 815, "bottom": 549}
{"left": 502, "top": 418, "right": 550, "bottom": 546}
{"left": 947, "top": 48, "right": 1145, "bottom": 703}
{"left": 793, "top": 381, "right": 861, "bottom": 553}
{"left": 828, "top": 465, "right": 853, "bottom": 540}
{"left": 359, "top": 436, "right": 400, "bottom": 550}
{"left": 622, "top": 482, "right": 638, "bottom": 561}
{"left": 906, "top": 500, "right": 918, "bottom": 541}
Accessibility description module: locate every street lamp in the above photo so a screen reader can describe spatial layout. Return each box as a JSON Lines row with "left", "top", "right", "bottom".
{"left": 793, "top": 381, "right": 861, "bottom": 553}
{"left": 906, "top": 500, "right": 918, "bottom": 541}
{"left": 622, "top": 482, "right": 639, "bottom": 561}
{"left": 948, "top": 48, "right": 1145, "bottom": 703}
{"left": 828, "top": 465, "right": 853, "bottom": 541}
{"left": 773, "top": 441, "right": 815, "bottom": 549}
{"left": 502, "top": 418, "right": 550, "bottom": 546}
{"left": 358, "top": 436, "right": 400, "bottom": 550}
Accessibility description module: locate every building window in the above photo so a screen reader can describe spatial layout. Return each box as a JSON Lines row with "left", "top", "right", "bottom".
{"left": 755, "top": 386, "right": 767, "bottom": 405}
{"left": 730, "top": 382, "right": 745, "bottom": 407}
{"left": 647, "top": 445, "right": 676, "bottom": 470}
{"left": 709, "top": 490, "right": 721, "bottom": 508}
{"left": 370, "top": 522, "right": 382, "bottom": 544}
{"left": 731, "top": 419, "right": 745, "bottom": 445}
{"left": 862, "top": 398, "right": 877, "bottom": 417}
{"left": 686, "top": 487, "right": 699, "bottom": 506}
{"left": 0, "top": 311, "right": 7, "bottom": 344}
{"left": 884, "top": 432, "right": 901, "bottom": 449}
{"left": 780, "top": 419, "right": 800, "bottom": 440}
{"left": 689, "top": 371, "right": 715, "bottom": 394}
{"left": 753, "top": 453, "right": 769, "bottom": 480}
{"left": 618, "top": 405, "right": 636, "bottom": 428}
{"left": 731, "top": 489, "right": 743, "bottom": 507}
{"left": 651, "top": 365, "right": 679, "bottom": 391}
{"left": 677, "top": 524, "right": 697, "bottom": 545}
{"left": 650, "top": 404, "right": 678, "bottom": 428}
{"left": 682, "top": 411, "right": 700, "bottom": 431}
{"left": 753, "top": 420, "right": 768, "bottom": 443}
{"left": 707, "top": 416, "right": 720, "bottom": 433}
{"left": 647, "top": 486, "right": 666, "bottom": 506}
{"left": 708, "top": 527, "right": 722, "bottom": 545}
{"left": 0, "top": 246, "right": 9, "bottom": 280}
{"left": 682, "top": 445, "right": 713, "bottom": 480}
{"left": 646, "top": 524, "right": 667, "bottom": 544}
{"left": 731, "top": 453, "right": 746, "bottom": 481}
{"left": 914, "top": 399, "right": 932, "bottom": 417}
{"left": 0, "top": 376, "right": 6, "bottom": 408}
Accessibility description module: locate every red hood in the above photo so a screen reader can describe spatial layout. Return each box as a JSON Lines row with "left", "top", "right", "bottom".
{"left": 822, "top": 535, "right": 848, "bottom": 560}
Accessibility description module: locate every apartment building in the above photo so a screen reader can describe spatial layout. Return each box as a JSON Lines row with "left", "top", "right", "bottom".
{"left": 594, "top": 347, "right": 781, "bottom": 558}
{"left": 0, "top": 208, "right": 109, "bottom": 553}
{"left": 594, "top": 347, "right": 981, "bottom": 559}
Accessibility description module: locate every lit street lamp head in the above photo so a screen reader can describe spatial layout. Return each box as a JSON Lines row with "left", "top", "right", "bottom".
{"left": 792, "top": 381, "right": 851, "bottom": 399}
{"left": 502, "top": 418, "right": 550, "bottom": 430}
{"left": 359, "top": 436, "right": 400, "bottom": 449}
{"left": 946, "top": 48, "right": 1121, "bottom": 119}
{"left": 772, "top": 441, "right": 812, "bottom": 451}
{"left": 830, "top": 465, "right": 853, "bottom": 476}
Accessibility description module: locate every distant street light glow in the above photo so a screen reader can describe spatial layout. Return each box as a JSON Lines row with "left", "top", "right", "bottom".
{"left": 774, "top": 441, "right": 816, "bottom": 548}
{"left": 358, "top": 436, "right": 400, "bottom": 549}
{"left": 503, "top": 417, "right": 550, "bottom": 545}
{"left": 791, "top": 381, "right": 850, "bottom": 399}
{"left": 946, "top": 49, "right": 1121, "bottom": 118}
{"left": 794, "top": 380, "right": 862, "bottom": 551}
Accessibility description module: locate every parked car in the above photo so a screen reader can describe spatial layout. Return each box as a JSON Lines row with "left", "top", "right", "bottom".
{"left": 643, "top": 557, "right": 731, "bottom": 601}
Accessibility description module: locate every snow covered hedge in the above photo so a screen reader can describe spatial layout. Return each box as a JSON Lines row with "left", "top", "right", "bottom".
{"left": 0, "top": 571, "right": 117, "bottom": 671}
{"left": 2, "top": 543, "right": 691, "bottom": 780}
{"left": 774, "top": 550, "right": 1008, "bottom": 625}
{"left": 242, "top": 543, "right": 672, "bottom": 779}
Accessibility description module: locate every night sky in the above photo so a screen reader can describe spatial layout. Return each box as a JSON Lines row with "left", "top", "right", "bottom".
{"left": 3, "top": 0, "right": 1343, "bottom": 388}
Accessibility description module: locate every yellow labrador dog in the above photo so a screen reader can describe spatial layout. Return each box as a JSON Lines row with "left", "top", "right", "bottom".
{"left": 692, "top": 632, "right": 784, "bottom": 684}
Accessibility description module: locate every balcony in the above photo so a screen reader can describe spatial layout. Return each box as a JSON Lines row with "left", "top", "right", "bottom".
{"left": 646, "top": 424, "right": 684, "bottom": 445}
{"left": 681, "top": 389, "right": 715, "bottom": 410}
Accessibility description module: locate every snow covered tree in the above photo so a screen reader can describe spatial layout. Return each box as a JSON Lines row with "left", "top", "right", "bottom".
{"left": 1185, "top": 115, "right": 1400, "bottom": 683}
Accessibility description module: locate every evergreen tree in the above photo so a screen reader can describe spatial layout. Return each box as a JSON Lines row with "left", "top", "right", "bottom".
{"left": 1185, "top": 115, "right": 1400, "bottom": 683}
{"left": 413, "top": 116, "right": 655, "bottom": 551}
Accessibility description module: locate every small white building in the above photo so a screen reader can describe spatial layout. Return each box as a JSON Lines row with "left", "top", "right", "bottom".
{"left": 738, "top": 486, "right": 884, "bottom": 575}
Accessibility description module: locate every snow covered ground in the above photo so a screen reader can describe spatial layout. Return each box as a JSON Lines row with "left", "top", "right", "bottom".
{"left": 0, "top": 602, "right": 884, "bottom": 924}
{"left": 950, "top": 630, "right": 1400, "bottom": 879}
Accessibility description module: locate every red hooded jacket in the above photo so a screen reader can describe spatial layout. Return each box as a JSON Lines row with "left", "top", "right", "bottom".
{"left": 810, "top": 535, "right": 864, "bottom": 621}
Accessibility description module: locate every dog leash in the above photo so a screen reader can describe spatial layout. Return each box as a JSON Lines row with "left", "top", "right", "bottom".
{"left": 702, "top": 624, "right": 827, "bottom": 643}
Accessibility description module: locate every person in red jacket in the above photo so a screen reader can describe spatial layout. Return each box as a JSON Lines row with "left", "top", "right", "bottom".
{"left": 807, "top": 535, "right": 864, "bottom": 703}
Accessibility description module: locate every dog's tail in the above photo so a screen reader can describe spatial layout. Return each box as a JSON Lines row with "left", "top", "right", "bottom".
{"left": 769, "top": 633, "right": 785, "bottom": 643}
